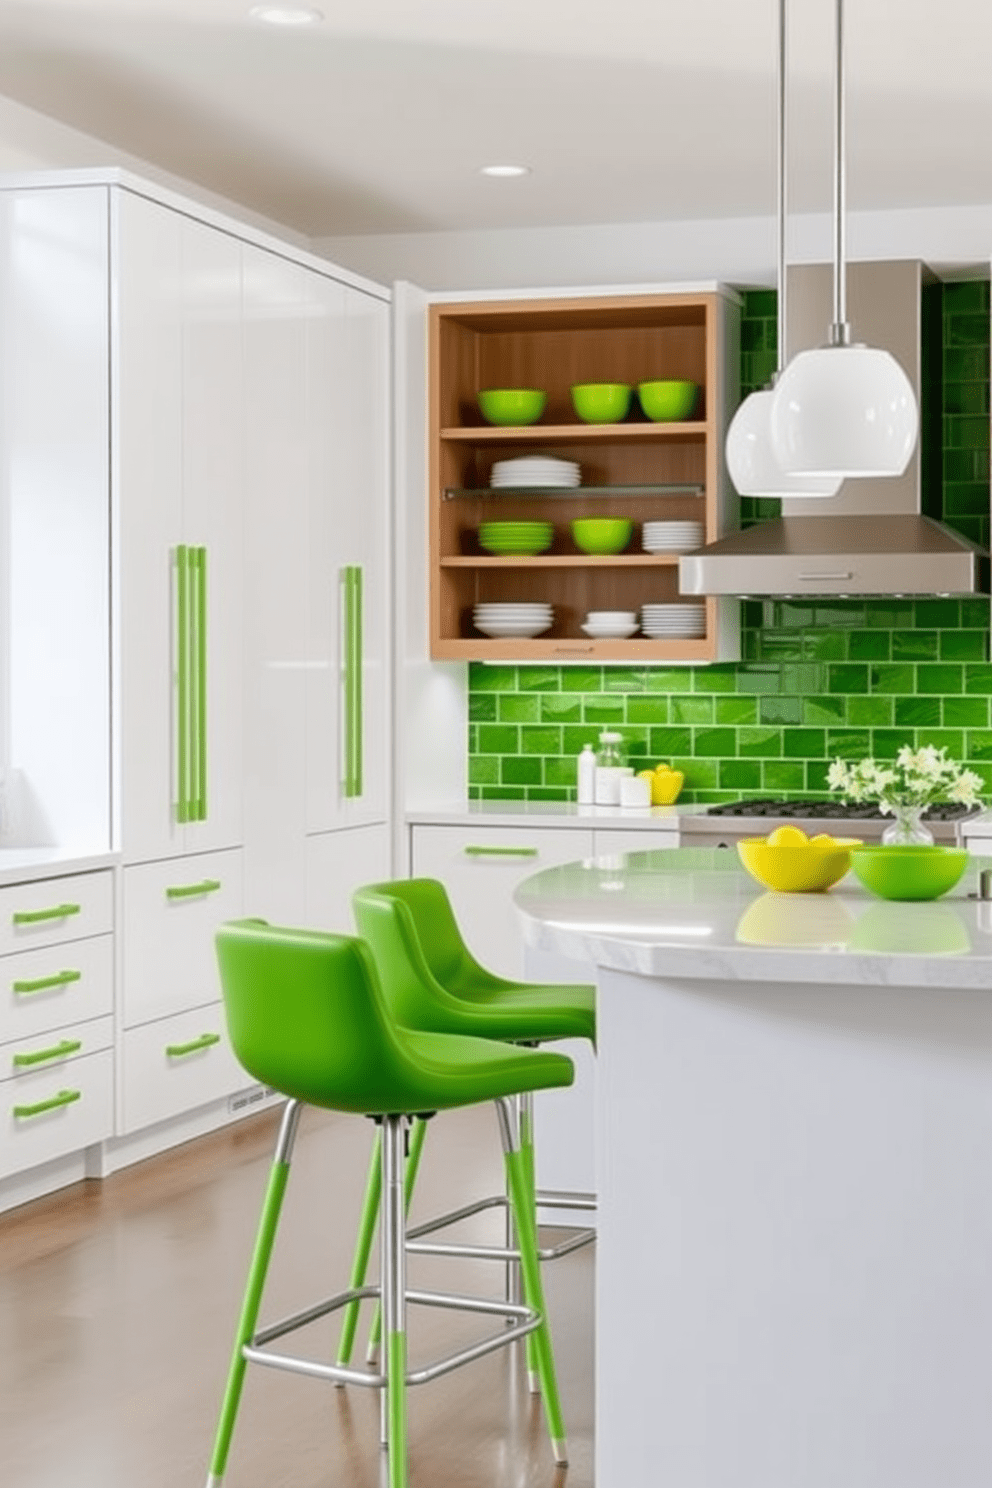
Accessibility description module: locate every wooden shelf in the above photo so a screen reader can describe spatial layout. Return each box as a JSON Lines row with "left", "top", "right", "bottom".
{"left": 433, "top": 635, "right": 717, "bottom": 662}
{"left": 440, "top": 421, "right": 707, "bottom": 443}
{"left": 440, "top": 554, "right": 681, "bottom": 569}
{"left": 443, "top": 482, "right": 704, "bottom": 500}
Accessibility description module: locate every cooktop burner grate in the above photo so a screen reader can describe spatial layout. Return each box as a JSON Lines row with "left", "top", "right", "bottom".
{"left": 703, "top": 798, "right": 979, "bottom": 822}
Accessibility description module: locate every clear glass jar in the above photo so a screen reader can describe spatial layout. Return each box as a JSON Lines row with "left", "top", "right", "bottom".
{"left": 594, "top": 730, "right": 625, "bottom": 805}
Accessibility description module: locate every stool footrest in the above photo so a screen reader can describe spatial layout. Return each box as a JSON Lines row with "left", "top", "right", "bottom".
{"left": 536, "top": 1187, "right": 596, "bottom": 1212}
{"left": 244, "top": 1284, "right": 542, "bottom": 1392}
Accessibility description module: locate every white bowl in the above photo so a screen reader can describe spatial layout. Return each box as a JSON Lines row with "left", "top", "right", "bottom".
{"left": 581, "top": 623, "right": 639, "bottom": 639}
{"left": 585, "top": 610, "right": 637, "bottom": 623}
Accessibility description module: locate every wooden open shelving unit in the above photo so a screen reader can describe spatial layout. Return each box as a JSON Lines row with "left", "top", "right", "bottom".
{"left": 428, "top": 290, "right": 741, "bottom": 662}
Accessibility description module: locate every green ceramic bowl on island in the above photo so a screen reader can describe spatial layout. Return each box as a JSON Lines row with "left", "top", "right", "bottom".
{"left": 849, "top": 844, "right": 969, "bottom": 901}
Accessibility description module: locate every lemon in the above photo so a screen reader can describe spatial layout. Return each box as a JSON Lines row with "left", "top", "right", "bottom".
{"left": 766, "top": 824, "right": 808, "bottom": 848}
{"left": 808, "top": 833, "right": 836, "bottom": 850}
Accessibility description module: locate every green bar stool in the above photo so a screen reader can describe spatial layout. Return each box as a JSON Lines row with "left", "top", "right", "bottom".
{"left": 204, "top": 919, "right": 575, "bottom": 1488}
{"left": 338, "top": 878, "right": 595, "bottom": 1386}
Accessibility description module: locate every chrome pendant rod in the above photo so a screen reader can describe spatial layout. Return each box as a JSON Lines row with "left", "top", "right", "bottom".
{"left": 830, "top": 0, "right": 851, "bottom": 344}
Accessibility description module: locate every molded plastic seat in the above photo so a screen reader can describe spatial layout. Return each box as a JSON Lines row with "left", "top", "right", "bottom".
{"left": 204, "top": 920, "right": 574, "bottom": 1488}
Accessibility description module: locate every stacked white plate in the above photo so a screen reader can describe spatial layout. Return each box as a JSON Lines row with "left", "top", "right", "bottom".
{"left": 641, "top": 603, "right": 706, "bottom": 639}
{"left": 642, "top": 520, "right": 704, "bottom": 553}
{"left": 491, "top": 455, "right": 581, "bottom": 490}
{"left": 473, "top": 602, "right": 554, "bottom": 638}
{"left": 581, "top": 609, "right": 639, "bottom": 639}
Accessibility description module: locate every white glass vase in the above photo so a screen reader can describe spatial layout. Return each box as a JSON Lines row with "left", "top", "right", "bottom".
{"left": 881, "top": 803, "right": 934, "bottom": 847}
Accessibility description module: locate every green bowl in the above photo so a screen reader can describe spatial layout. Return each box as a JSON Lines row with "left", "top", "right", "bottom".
{"left": 570, "top": 382, "right": 632, "bottom": 424}
{"left": 849, "top": 845, "right": 969, "bottom": 901}
{"left": 637, "top": 380, "right": 698, "bottom": 422}
{"left": 478, "top": 521, "right": 554, "bottom": 555}
{"left": 570, "top": 517, "right": 633, "bottom": 554}
{"left": 477, "top": 388, "right": 546, "bottom": 426}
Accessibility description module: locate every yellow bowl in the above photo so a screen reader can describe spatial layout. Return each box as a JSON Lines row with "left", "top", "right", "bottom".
{"left": 736, "top": 836, "right": 862, "bottom": 893}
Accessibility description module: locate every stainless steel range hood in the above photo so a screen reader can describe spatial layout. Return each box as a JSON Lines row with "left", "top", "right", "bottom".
{"left": 680, "top": 260, "right": 990, "bottom": 598}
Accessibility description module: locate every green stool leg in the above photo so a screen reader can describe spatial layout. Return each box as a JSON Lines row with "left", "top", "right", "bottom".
{"left": 336, "top": 1132, "right": 383, "bottom": 1368}
{"left": 366, "top": 1115, "right": 427, "bottom": 1365}
{"left": 205, "top": 1100, "right": 302, "bottom": 1488}
{"left": 518, "top": 1091, "right": 540, "bottom": 1391}
{"left": 497, "top": 1099, "right": 568, "bottom": 1465}
{"left": 381, "top": 1115, "right": 409, "bottom": 1488}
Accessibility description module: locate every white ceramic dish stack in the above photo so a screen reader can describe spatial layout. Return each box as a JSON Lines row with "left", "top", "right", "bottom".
{"left": 473, "top": 602, "right": 554, "bottom": 638}
{"left": 642, "top": 520, "right": 704, "bottom": 552}
{"left": 641, "top": 603, "right": 706, "bottom": 639}
{"left": 490, "top": 455, "right": 581, "bottom": 489}
{"left": 581, "top": 609, "right": 639, "bottom": 639}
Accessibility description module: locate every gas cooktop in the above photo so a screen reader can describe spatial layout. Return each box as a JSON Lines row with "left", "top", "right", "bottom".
{"left": 702, "top": 797, "right": 979, "bottom": 823}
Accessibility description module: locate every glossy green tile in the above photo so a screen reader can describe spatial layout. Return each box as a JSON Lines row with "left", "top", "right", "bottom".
{"left": 469, "top": 693, "right": 498, "bottom": 722}
{"left": 477, "top": 724, "right": 518, "bottom": 754}
{"left": 946, "top": 312, "right": 990, "bottom": 346}
{"left": 540, "top": 694, "right": 582, "bottom": 722}
{"left": 944, "top": 696, "right": 990, "bottom": 727}
{"left": 649, "top": 727, "right": 693, "bottom": 757}
{"left": 520, "top": 726, "right": 561, "bottom": 754}
{"left": 545, "top": 756, "right": 580, "bottom": 788}
{"left": 961, "top": 599, "right": 989, "bottom": 629}
{"left": 870, "top": 664, "right": 916, "bottom": 695}
{"left": 692, "top": 728, "right": 737, "bottom": 757}
{"left": 645, "top": 668, "right": 696, "bottom": 693}
{"left": 626, "top": 695, "right": 670, "bottom": 725}
{"left": 783, "top": 728, "right": 826, "bottom": 758}
{"left": 966, "top": 730, "right": 992, "bottom": 760}
{"left": 847, "top": 631, "right": 890, "bottom": 661}
{"left": 943, "top": 280, "right": 989, "bottom": 313}
{"left": 915, "top": 599, "right": 961, "bottom": 628}
{"left": 478, "top": 786, "right": 526, "bottom": 801}
{"left": 916, "top": 664, "right": 964, "bottom": 694}
{"left": 735, "top": 667, "right": 781, "bottom": 695}
{"left": 683, "top": 759, "right": 719, "bottom": 790}
{"left": 672, "top": 696, "right": 714, "bottom": 725}
{"left": 847, "top": 696, "right": 893, "bottom": 727}
{"left": 805, "top": 761, "right": 832, "bottom": 793}
{"left": 737, "top": 727, "right": 783, "bottom": 758}
{"left": 499, "top": 694, "right": 540, "bottom": 723}
{"left": 527, "top": 787, "right": 570, "bottom": 802}
{"left": 720, "top": 760, "right": 762, "bottom": 791}
{"left": 692, "top": 666, "right": 738, "bottom": 693}
{"left": 940, "top": 630, "right": 987, "bottom": 662}
{"left": 471, "top": 664, "right": 518, "bottom": 692}
{"left": 763, "top": 761, "right": 805, "bottom": 792}
{"left": 894, "top": 697, "right": 941, "bottom": 727}
{"left": 802, "top": 632, "right": 847, "bottom": 661}
{"left": 561, "top": 666, "right": 603, "bottom": 692}
{"left": 869, "top": 729, "right": 905, "bottom": 758}
{"left": 715, "top": 697, "right": 758, "bottom": 725}
{"left": 825, "top": 729, "right": 872, "bottom": 759}
{"left": 892, "top": 630, "right": 938, "bottom": 661}
{"left": 760, "top": 696, "right": 802, "bottom": 725}
{"left": 468, "top": 755, "right": 499, "bottom": 785}
{"left": 603, "top": 668, "right": 648, "bottom": 693}
{"left": 916, "top": 729, "right": 964, "bottom": 757}
{"left": 803, "top": 696, "right": 846, "bottom": 725}
{"left": 582, "top": 698, "right": 625, "bottom": 724}
{"left": 517, "top": 667, "right": 562, "bottom": 693}
{"left": 501, "top": 756, "right": 542, "bottom": 786}
{"left": 828, "top": 664, "right": 870, "bottom": 694}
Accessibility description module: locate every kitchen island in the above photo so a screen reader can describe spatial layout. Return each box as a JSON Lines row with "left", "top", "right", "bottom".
{"left": 515, "top": 848, "right": 992, "bottom": 1488}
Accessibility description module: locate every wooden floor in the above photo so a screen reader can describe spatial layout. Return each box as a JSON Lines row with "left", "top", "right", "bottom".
{"left": 0, "top": 1102, "right": 593, "bottom": 1488}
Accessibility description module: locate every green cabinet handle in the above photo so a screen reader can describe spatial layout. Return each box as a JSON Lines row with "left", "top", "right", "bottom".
{"left": 13, "top": 1038, "right": 82, "bottom": 1068}
{"left": 12, "top": 903, "right": 82, "bottom": 926}
{"left": 165, "top": 879, "right": 222, "bottom": 900}
{"left": 12, "top": 969, "right": 82, "bottom": 995}
{"left": 463, "top": 845, "right": 539, "bottom": 858}
{"left": 176, "top": 544, "right": 191, "bottom": 823}
{"left": 13, "top": 1089, "right": 81, "bottom": 1119}
{"left": 193, "top": 545, "right": 208, "bottom": 822}
{"left": 342, "top": 565, "right": 364, "bottom": 799}
{"left": 166, "top": 1032, "right": 221, "bottom": 1058}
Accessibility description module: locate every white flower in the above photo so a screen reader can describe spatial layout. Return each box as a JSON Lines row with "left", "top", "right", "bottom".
{"left": 826, "top": 745, "right": 983, "bottom": 811}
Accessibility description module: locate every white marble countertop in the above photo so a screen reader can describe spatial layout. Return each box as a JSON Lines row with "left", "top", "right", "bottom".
{"left": 0, "top": 847, "right": 118, "bottom": 886}
{"left": 406, "top": 799, "right": 682, "bottom": 830}
{"left": 514, "top": 845, "right": 992, "bottom": 989}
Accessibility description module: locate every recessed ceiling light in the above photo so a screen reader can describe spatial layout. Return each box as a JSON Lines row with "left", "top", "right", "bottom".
{"left": 479, "top": 164, "right": 531, "bottom": 178}
{"left": 249, "top": 4, "right": 324, "bottom": 24}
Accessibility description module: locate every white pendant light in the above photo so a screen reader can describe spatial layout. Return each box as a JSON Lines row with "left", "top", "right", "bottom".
{"left": 724, "top": 0, "right": 841, "bottom": 498}
{"left": 770, "top": 0, "right": 918, "bottom": 478}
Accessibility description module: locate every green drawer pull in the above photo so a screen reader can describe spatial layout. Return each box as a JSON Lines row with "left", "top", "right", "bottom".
{"left": 12, "top": 969, "right": 83, "bottom": 995}
{"left": 166, "top": 1032, "right": 221, "bottom": 1058}
{"left": 12, "top": 903, "right": 82, "bottom": 926}
{"left": 165, "top": 879, "right": 222, "bottom": 900}
{"left": 176, "top": 544, "right": 191, "bottom": 824}
{"left": 13, "top": 1038, "right": 82, "bottom": 1068}
{"left": 463, "top": 845, "right": 540, "bottom": 858}
{"left": 13, "top": 1089, "right": 81, "bottom": 1119}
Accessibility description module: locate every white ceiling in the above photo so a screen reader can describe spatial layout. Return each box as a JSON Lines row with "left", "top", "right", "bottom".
{"left": 0, "top": 0, "right": 990, "bottom": 239}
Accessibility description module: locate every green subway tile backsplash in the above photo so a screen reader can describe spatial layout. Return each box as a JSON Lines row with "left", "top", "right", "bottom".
{"left": 468, "top": 281, "right": 991, "bottom": 803}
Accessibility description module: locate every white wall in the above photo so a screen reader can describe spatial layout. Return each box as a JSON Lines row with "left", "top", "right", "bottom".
{"left": 315, "top": 202, "right": 992, "bottom": 293}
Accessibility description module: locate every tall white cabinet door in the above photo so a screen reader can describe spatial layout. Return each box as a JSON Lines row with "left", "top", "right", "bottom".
{"left": 177, "top": 218, "right": 244, "bottom": 856}
{"left": 115, "top": 192, "right": 244, "bottom": 864}
{"left": 306, "top": 279, "right": 390, "bottom": 835}
{"left": 304, "top": 823, "right": 390, "bottom": 937}
{"left": 115, "top": 191, "right": 184, "bottom": 862}
{"left": 241, "top": 245, "right": 310, "bottom": 922}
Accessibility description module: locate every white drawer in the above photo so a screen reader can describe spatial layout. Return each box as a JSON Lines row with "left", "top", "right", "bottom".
{"left": 0, "top": 1046, "right": 113, "bottom": 1178}
{"left": 0, "top": 1013, "right": 113, "bottom": 1084}
{"left": 0, "top": 935, "right": 113, "bottom": 1045}
{"left": 122, "top": 849, "right": 243, "bottom": 1027}
{"left": 121, "top": 1003, "right": 246, "bottom": 1134}
{"left": 0, "top": 870, "right": 113, "bottom": 957}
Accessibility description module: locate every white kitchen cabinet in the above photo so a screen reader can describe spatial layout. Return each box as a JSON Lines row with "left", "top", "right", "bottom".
{"left": 116, "top": 189, "right": 244, "bottom": 865}
{"left": 304, "top": 823, "right": 391, "bottom": 936}
{"left": 0, "top": 868, "right": 115, "bottom": 1179}
{"left": 120, "top": 1003, "right": 245, "bottom": 1134}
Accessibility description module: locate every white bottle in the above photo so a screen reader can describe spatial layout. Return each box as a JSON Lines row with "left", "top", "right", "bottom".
{"left": 594, "top": 730, "right": 625, "bottom": 806}
{"left": 577, "top": 743, "right": 596, "bottom": 804}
